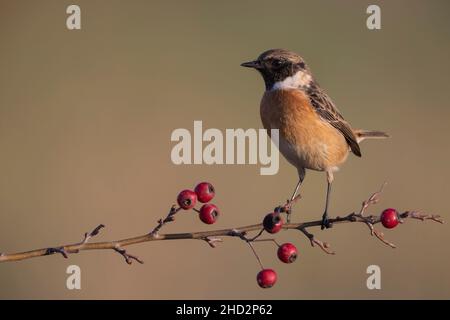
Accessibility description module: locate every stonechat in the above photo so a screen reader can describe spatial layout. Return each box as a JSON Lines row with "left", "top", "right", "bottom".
{"left": 241, "top": 49, "right": 388, "bottom": 229}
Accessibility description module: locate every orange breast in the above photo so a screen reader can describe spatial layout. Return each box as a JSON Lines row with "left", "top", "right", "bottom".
{"left": 260, "top": 89, "right": 349, "bottom": 171}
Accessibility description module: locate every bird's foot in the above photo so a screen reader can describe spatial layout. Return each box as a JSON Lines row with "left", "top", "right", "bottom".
{"left": 321, "top": 213, "right": 333, "bottom": 230}
{"left": 286, "top": 210, "right": 292, "bottom": 223}
{"left": 275, "top": 205, "right": 291, "bottom": 223}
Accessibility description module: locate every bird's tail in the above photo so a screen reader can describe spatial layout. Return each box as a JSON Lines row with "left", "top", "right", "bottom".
{"left": 354, "top": 129, "right": 389, "bottom": 143}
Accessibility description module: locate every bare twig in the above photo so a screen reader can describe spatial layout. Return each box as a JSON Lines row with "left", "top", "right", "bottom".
{"left": 400, "top": 211, "right": 443, "bottom": 224}
{"left": 299, "top": 227, "right": 335, "bottom": 255}
{"left": 44, "top": 224, "right": 105, "bottom": 258}
{"left": 0, "top": 186, "right": 443, "bottom": 264}
{"left": 202, "top": 236, "right": 223, "bottom": 248}
{"left": 45, "top": 247, "right": 69, "bottom": 259}
{"left": 81, "top": 224, "right": 105, "bottom": 245}
{"left": 348, "top": 183, "right": 397, "bottom": 248}
{"left": 359, "top": 182, "right": 386, "bottom": 216}
{"left": 150, "top": 205, "right": 181, "bottom": 236}
{"left": 114, "top": 246, "right": 144, "bottom": 265}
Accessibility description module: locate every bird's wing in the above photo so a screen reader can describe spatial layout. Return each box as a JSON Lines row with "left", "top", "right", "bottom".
{"left": 307, "top": 85, "right": 362, "bottom": 157}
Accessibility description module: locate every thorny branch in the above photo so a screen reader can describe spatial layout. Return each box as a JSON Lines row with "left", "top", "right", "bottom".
{"left": 0, "top": 186, "right": 443, "bottom": 264}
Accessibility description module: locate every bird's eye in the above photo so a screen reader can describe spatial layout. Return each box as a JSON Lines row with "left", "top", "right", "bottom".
{"left": 272, "top": 59, "right": 284, "bottom": 68}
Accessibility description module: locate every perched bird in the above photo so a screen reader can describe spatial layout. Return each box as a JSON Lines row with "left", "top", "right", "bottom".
{"left": 241, "top": 49, "right": 388, "bottom": 229}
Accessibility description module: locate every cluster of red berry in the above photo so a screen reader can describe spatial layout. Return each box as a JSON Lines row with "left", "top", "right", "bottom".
{"left": 254, "top": 211, "right": 297, "bottom": 288}
{"left": 177, "top": 183, "right": 401, "bottom": 289}
{"left": 256, "top": 242, "right": 298, "bottom": 289}
{"left": 255, "top": 208, "right": 401, "bottom": 289}
{"left": 176, "top": 182, "right": 219, "bottom": 224}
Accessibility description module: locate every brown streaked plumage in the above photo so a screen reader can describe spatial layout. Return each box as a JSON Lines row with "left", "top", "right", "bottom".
{"left": 241, "top": 49, "right": 388, "bottom": 229}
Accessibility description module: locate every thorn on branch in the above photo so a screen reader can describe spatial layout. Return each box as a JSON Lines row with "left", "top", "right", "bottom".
{"left": 114, "top": 246, "right": 144, "bottom": 265}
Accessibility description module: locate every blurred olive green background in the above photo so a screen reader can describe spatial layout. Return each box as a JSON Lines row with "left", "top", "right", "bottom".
{"left": 0, "top": 0, "right": 449, "bottom": 299}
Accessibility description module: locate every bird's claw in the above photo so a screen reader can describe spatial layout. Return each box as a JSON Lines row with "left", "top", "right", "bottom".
{"left": 286, "top": 208, "right": 292, "bottom": 223}
{"left": 321, "top": 214, "right": 332, "bottom": 230}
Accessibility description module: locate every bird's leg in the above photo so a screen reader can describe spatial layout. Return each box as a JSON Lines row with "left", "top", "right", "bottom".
{"left": 286, "top": 168, "right": 305, "bottom": 222}
{"left": 290, "top": 179, "right": 302, "bottom": 202}
{"left": 286, "top": 179, "right": 302, "bottom": 222}
{"left": 321, "top": 171, "right": 334, "bottom": 230}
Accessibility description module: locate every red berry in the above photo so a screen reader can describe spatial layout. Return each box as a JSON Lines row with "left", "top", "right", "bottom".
{"left": 194, "top": 182, "right": 215, "bottom": 203}
{"left": 199, "top": 204, "right": 219, "bottom": 224}
{"left": 277, "top": 243, "right": 298, "bottom": 263}
{"left": 177, "top": 189, "right": 197, "bottom": 210}
{"left": 257, "top": 269, "right": 277, "bottom": 288}
{"left": 380, "top": 208, "right": 399, "bottom": 229}
{"left": 263, "top": 212, "right": 283, "bottom": 234}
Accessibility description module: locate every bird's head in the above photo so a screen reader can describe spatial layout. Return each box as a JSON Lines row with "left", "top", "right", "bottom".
{"left": 241, "top": 49, "right": 312, "bottom": 91}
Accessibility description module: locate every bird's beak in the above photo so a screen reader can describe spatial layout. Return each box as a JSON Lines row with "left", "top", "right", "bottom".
{"left": 240, "top": 60, "right": 261, "bottom": 69}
